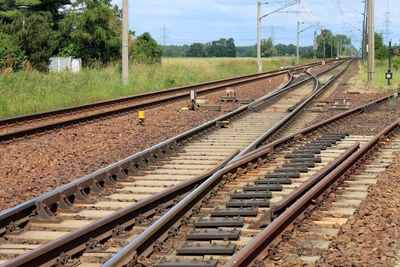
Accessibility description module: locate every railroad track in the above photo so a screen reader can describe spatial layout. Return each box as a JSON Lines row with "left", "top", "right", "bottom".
{"left": 270, "top": 133, "right": 400, "bottom": 265}
{"left": 226, "top": 118, "right": 400, "bottom": 267}
{"left": 0, "top": 60, "right": 335, "bottom": 143}
{"left": 102, "top": 106, "right": 399, "bottom": 267}
{"left": 0, "top": 58, "right": 377, "bottom": 266}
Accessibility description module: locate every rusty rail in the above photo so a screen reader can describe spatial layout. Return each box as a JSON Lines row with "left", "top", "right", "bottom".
{"left": 0, "top": 58, "right": 360, "bottom": 266}
{"left": 0, "top": 60, "right": 338, "bottom": 128}
{"left": 104, "top": 94, "right": 398, "bottom": 267}
{"left": 0, "top": 60, "right": 338, "bottom": 143}
{"left": 225, "top": 118, "right": 400, "bottom": 267}
{"left": 233, "top": 92, "right": 398, "bottom": 163}
{"left": 5, "top": 92, "right": 396, "bottom": 266}
{"left": 0, "top": 59, "right": 340, "bottom": 233}
{"left": 234, "top": 58, "right": 353, "bottom": 159}
{"left": 102, "top": 138, "right": 279, "bottom": 266}
{"left": 2, "top": 151, "right": 239, "bottom": 267}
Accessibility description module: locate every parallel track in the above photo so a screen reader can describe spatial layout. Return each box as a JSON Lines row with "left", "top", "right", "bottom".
{"left": 226, "top": 119, "right": 400, "bottom": 267}
{"left": 104, "top": 100, "right": 399, "bottom": 267}
{"left": 0, "top": 61, "right": 335, "bottom": 143}
{"left": 0, "top": 59, "right": 366, "bottom": 266}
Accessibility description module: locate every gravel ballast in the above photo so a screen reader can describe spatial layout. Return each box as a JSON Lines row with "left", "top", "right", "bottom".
{"left": 0, "top": 75, "right": 287, "bottom": 211}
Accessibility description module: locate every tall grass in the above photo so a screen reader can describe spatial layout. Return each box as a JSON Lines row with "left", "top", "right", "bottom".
{"left": 0, "top": 57, "right": 312, "bottom": 118}
{"left": 359, "top": 59, "right": 400, "bottom": 91}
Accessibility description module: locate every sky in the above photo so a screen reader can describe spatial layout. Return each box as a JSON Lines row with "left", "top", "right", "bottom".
{"left": 111, "top": 0, "right": 400, "bottom": 49}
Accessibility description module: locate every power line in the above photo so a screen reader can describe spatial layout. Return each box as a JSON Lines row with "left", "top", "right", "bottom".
{"left": 161, "top": 23, "right": 169, "bottom": 47}
{"left": 263, "top": 25, "right": 286, "bottom": 44}
{"left": 384, "top": 0, "right": 392, "bottom": 42}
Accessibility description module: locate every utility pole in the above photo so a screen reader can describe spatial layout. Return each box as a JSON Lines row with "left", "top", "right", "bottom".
{"left": 367, "top": 0, "right": 374, "bottom": 84}
{"left": 257, "top": 1, "right": 262, "bottom": 72}
{"left": 297, "top": 21, "right": 300, "bottom": 65}
{"left": 122, "top": 0, "right": 129, "bottom": 85}
{"left": 322, "top": 29, "right": 327, "bottom": 65}
{"left": 281, "top": 8, "right": 312, "bottom": 65}
{"left": 297, "top": 21, "right": 316, "bottom": 64}
{"left": 362, "top": 0, "right": 367, "bottom": 61}
{"left": 337, "top": 40, "right": 339, "bottom": 58}
{"left": 256, "top": 0, "right": 298, "bottom": 73}
{"left": 331, "top": 39, "right": 333, "bottom": 59}
{"left": 386, "top": 41, "right": 393, "bottom": 85}
{"left": 313, "top": 29, "right": 317, "bottom": 60}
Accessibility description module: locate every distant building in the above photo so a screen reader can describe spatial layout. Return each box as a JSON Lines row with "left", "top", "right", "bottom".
{"left": 48, "top": 57, "right": 82, "bottom": 73}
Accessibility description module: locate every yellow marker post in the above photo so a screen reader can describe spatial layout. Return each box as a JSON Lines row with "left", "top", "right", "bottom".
{"left": 138, "top": 111, "right": 145, "bottom": 125}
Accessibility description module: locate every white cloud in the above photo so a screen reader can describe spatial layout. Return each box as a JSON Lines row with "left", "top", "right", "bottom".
{"left": 110, "top": 0, "right": 400, "bottom": 47}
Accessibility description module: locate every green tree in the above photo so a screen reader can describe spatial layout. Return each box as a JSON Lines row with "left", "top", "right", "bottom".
{"left": 188, "top": 43, "right": 205, "bottom": 57}
{"left": 225, "top": 38, "right": 236, "bottom": 57}
{"left": 374, "top": 32, "right": 388, "bottom": 60}
{"left": 163, "top": 45, "right": 189, "bottom": 57}
{"left": 205, "top": 38, "right": 236, "bottom": 57}
{"left": 0, "top": 0, "right": 69, "bottom": 24}
{"left": 131, "top": 32, "right": 162, "bottom": 64}
{"left": 30, "top": 0, "right": 70, "bottom": 26}
{"left": 59, "top": 0, "right": 121, "bottom": 63}
{"left": 1, "top": 11, "right": 58, "bottom": 69}
{"left": 18, "top": 12, "right": 57, "bottom": 68}
{"left": 236, "top": 46, "right": 255, "bottom": 57}
{"left": 0, "top": 0, "right": 40, "bottom": 20}
{"left": 275, "top": 43, "right": 296, "bottom": 56}
{"left": 316, "top": 30, "right": 335, "bottom": 58}
{"left": 253, "top": 38, "right": 277, "bottom": 57}
{"left": 275, "top": 44, "right": 288, "bottom": 56}
{"left": 0, "top": 31, "right": 25, "bottom": 69}
{"left": 0, "top": 0, "right": 71, "bottom": 69}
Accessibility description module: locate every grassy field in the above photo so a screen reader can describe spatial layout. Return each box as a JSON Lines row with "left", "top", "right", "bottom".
{"left": 0, "top": 57, "right": 314, "bottom": 118}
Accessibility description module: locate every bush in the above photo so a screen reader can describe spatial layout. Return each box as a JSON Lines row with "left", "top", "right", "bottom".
{"left": 375, "top": 46, "right": 388, "bottom": 60}
{"left": 392, "top": 56, "right": 400, "bottom": 70}
{"left": 0, "top": 31, "right": 25, "bottom": 70}
{"left": 300, "top": 52, "right": 314, "bottom": 59}
{"left": 131, "top": 32, "right": 163, "bottom": 64}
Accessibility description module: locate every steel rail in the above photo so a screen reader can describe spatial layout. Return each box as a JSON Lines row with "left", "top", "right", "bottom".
{"left": 0, "top": 61, "right": 337, "bottom": 143}
{"left": 0, "top": 72, "right": 288, "bottom": 143}
{"left": 233, "top": 92, "right": 398, "bottom": 163}
{"left": 1, "top": 151, "right": 239, "bottom": 267}
{"left": 0, "top": 60, "right": 335, "bottom": 127}
{"left": 6, "top": 92, "right": 395, "bottom": 267}
{"left": 101, "top": 59, "right": 352, "bottom": 267}
{"left": 0, "top": 58, "right": 334, "bottom": 233}
{"left": 250, "top": 143, "right": 360, "bottom": 228}
{"left": 225, "top": 118, "right": 400, "bottom": 267}
{"left": 0, "top": 60, "right": 349, "bottom": 266}
{"left": 103, "top": 96, "right": 398, "bottom": 267}
{"left": 233, "top": 58, "right": 353, "bottom": 160}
